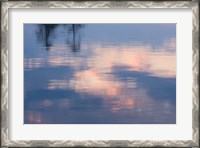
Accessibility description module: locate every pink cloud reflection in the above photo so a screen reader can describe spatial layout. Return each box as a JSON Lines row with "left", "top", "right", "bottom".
{"left": 45, "top": 38, "right": 176, "bottom": 112}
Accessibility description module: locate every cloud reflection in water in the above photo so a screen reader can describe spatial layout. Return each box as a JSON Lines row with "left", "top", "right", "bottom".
{"left": 24, "top": 24, "right": 176, "bottom": 124}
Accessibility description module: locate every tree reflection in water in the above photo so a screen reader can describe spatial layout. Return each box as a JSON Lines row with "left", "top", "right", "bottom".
{"left": 35, "top": 24, "right": 85, "bottom": 52}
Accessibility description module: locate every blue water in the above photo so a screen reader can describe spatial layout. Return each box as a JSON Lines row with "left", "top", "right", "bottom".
{"left": 24, "top": 24, "right": 176, "bottom": 124}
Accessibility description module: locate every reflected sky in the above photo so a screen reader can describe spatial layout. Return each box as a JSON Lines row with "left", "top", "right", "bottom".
{"left": 24, "top": 24, "right": 176, "bottom": 124}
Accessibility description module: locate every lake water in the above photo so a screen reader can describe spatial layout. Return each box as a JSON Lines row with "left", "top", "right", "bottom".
{"left": 24, "top": 24, "right": 176, "bottom": 124}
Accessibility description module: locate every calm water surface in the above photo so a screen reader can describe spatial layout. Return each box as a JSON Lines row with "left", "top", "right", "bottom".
{"left": 24, "top": 24, "right": 176, "bottom": 124}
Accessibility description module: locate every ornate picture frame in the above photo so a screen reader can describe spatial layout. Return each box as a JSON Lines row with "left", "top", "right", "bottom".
{"left": 1, "top": 1, "right": 199, "bottom": 147}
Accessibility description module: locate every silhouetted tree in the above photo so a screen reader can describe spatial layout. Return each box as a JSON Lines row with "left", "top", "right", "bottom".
{"left": 65, "top": 24, "right": 85, "bottom": 52}
{"left": 35, "top": 24, "right": 85, "bottom": 52}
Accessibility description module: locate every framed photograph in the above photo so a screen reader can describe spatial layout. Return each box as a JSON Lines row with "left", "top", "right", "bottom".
{"left": 1, "top": 1, "right": 199, "bottom": 147}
